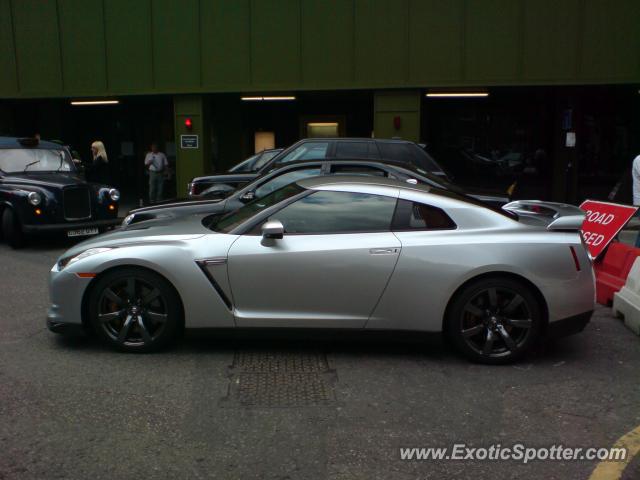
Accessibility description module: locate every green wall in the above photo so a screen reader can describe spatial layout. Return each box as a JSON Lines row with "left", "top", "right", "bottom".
{"left": 1, "top": 0, "right": 638, "bottom": 99}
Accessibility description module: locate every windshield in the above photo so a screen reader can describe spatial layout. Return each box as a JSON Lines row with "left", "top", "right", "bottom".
{"left": 0, "top": 148, "right": 73, "bottom": 173}
{"left": 213, "top": 182, "right": 305, "bottom": 233}
{"left": 251, "top": 150, "right": 281, "bottom": 171}
{"left": 228, "top": 154, "right": 260, "bottom": 173}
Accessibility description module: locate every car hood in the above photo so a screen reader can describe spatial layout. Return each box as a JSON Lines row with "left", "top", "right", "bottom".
{"left": 62, "top": 213, "right": 212, "bottom": 258}
{"left": 125, "top": 198, "right": 228, "bottom": 226}
{"left": 3, "top": 172, "right": 97, "bottom": 189}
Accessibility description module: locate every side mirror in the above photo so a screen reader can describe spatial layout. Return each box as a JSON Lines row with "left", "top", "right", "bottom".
{"left": 261, "top": 220, "right": 284, "bottom": 240}
{"left": 240, "top": 191, "right": 255, "bottom": 203}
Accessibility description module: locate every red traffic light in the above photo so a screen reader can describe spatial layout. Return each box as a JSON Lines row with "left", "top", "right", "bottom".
{"left": 184, "top": 118, "right": 193, "bottom": 130}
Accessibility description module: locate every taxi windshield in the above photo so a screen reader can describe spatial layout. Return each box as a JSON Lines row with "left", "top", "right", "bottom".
{"left": 0, "top": 148, "right": 73, "bottom": 173}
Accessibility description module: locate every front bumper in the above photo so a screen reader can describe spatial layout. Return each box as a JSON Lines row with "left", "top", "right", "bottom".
{"left": 546, "top": 310, "right": 593, "bottom": 338}
{"left": 46, "top": 316, "right": 86, "bottom": 335}
{"left": 23, "top": 218, "right": 119, "bottom": 234}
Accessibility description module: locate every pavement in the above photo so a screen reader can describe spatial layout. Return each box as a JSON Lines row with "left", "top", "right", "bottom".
{"left": 1, "top": 238, "right": 640, "bottom": 480}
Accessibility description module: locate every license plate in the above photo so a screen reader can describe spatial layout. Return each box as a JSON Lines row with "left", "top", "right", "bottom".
{"left": 67, "top": 228, "right": 99, "bottom": 237}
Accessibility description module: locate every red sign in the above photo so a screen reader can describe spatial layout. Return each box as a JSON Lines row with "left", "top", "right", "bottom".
{"left": 579, "top": 200, "right": 638, "bottom": 259}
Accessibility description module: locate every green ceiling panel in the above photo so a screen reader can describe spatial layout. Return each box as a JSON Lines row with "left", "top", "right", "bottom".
{"left": 354, "top": 0, "right": 408, "bottom": 85}
{"left": 0, "top": 0, "right": 18, "bottom": 95}
{"left": 251, "top": 0, "right": 300, "bottom": 86}
{"left": 581, "top": 0, "right": 640, "bottom": 81}
{"left": 301, "top": 0, "right": 354, "bottom": 87}
{"left": 522, "top": 0, "right": 580, "bottom": 81}
{"left": 104, "top": 0, "right": 153, "bottom": 93}
{"left": 152, "top": 0, "right": 201, "bottom": 90}
{"left": 408, "top": 0, "right": 464, "bottom": 84}
{"left": 465, "top": 0, "right": 520, "bottom": 81}
{"left": 12, "top": 0, "right": 62, "bottom": 95}
{"left": 58, "top": 0, "right": 107, "bottom": 94}
{"left": 201, "top": 0, "right": 251, "bottom": 87}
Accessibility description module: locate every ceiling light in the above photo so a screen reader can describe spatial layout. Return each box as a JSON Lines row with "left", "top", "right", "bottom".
{"left": 307, "top": 122, "right": 339, "bottom": 127}
{"left": 71, "top": 100, "right": 119, "bottom": 106}
{"left": 426, "top": 92, "right": 489, "bottom": 98}
{"left": 241, "top": 96, "right": 296, "bottom": 101}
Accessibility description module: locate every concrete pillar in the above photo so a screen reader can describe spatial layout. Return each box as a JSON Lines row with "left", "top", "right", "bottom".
{"left": 373, "top": 90, "right": 421, "bottom": 142}
{"left": 173, "top": 95, "right": 209, "bottom": 197}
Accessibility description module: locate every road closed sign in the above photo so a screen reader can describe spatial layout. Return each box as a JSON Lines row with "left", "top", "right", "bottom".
{"left": 579, "top": 200, "right": 638, "bottom": 259}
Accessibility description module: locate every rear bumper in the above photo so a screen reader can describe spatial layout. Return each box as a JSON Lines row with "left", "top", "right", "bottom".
{"left": 546, "top": 310, "right": 593, "bottom": 338}
{"left": 23, "top": 218, "right": 119, "bottom": 233}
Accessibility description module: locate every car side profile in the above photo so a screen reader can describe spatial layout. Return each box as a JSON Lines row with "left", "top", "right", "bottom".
{"left": 187, "top": 137, "right": 448, "bottom": 199}
{"left": 48, "top": 176, "right": 594, "bottom": 364}
{"left": 123, "top": 158, "right": 509, "bottom": 228}
{"left": 0, "top": 137, "right": 120, "bottom": 248}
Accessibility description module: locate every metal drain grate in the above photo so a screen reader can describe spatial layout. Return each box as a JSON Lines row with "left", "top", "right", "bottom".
{"left": 222, "top": 349, "right": 337, "bottom": 407}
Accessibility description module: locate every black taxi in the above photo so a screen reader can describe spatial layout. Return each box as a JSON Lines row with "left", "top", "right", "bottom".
{"left": 0, "top": 137, "right": 120, "bottom": 248}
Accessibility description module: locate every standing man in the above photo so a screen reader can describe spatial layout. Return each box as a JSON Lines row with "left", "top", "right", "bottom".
{"left": 145, "top": 142, "right": 168, "bottom": 204}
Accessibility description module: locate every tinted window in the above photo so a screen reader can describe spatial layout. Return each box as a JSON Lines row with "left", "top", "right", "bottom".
{"left": 229, "top": 153, "right": 260, "bottom": 173}
{"left": 213, "top": 183, "right": 304, "bottom": 233}
{"left": 271, "top": 191, "right": 396, "bottom": 234}
{"left": 254, "top": 167, "right": 322, "bottom": 198}
{"left": 277, "top": 142, "right": 329, "bottom": 164}
{"left": 334, "top": 142, "right": 379, "bottom": 159}
{"left": 392, "top": 199, "right": 456, "bottom": 230}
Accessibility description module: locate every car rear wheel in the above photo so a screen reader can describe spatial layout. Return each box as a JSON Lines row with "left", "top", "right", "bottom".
{"left": 446, "top": 277, "right": 542, "bottom": 364}
{"left": 88, "top": 268, "right": 182, "bottom": 352}
{"left": 2, "top": 208, "right": 25, "bottom": 249}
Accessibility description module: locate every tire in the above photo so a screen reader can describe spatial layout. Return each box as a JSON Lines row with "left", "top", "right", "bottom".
{"left": 446, "top": 277, "right": 542, "bottom": 365}
{"left": 2, "top": 208, "right": 25, "bottom": 249}
{"left": 87, "top": 267, "right": 183, "bottom": 352}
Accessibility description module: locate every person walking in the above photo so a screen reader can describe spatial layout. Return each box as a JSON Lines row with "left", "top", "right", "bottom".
{"left": 89, "top": 140, "right": 109, "bottom": 184}
{"left": 145, "top": 142, "right": 168, "bottom": 204}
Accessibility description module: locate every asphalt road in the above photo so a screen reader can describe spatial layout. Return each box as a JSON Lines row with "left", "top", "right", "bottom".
{"left": 1, "top": 238, "right": 639, "bottom": 480}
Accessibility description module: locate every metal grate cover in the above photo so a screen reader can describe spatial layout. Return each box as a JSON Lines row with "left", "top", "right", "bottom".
{"left": 222, "top": 349, "right": 337, "bottom": 407}
{"left": 63, "top": 187, "right": 91, "bottom": 220}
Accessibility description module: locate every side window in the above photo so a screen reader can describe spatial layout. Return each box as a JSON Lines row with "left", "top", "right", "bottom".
{"left": 271, "top": 191, "right": 397, "bottom": 234}
{"left": 334, "top": 142, "right": 379, "bottom": 159}
{"left": 254, "top": 168, "right": 323, "bottom": 198}
{"left": 330, "top": 165, "right": 386, "bottom": 177}
{"left": 278, "top": 142, "right": 329, "bottom": 164}
{"left": 391, "top": 199, "right": 456, "bottom": 231}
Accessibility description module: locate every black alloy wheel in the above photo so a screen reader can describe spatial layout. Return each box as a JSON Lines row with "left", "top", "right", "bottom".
{"left": 447, "top": 277, "right": 542, "bottom": 364}
{"left": 88, "top": 268, "right": 182, "bottom": 352}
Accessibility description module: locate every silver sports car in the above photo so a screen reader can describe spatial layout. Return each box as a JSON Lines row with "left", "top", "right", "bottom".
{"left": 48, "top": 176, "right": 595, "bottom": 364}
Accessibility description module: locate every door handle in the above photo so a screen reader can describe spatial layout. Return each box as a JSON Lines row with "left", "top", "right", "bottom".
{"left": 369, "top": 247, "right": 400, "bottom": 255}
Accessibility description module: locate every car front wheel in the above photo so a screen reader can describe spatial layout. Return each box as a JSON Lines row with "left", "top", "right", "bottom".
{"left": 88, "top": 267, "right": 182, "bottom": 352}
{"left": 446, "top": 277, "right": 542, "bottom": 364}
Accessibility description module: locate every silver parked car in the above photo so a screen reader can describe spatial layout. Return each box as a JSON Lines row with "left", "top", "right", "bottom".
{"left": 48, "top": 176, "right": 595, "bottom": 364}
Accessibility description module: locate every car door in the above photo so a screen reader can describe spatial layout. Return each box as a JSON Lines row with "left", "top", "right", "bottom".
{"left": 227, "top": 189, "right": 401, "bottom": 328}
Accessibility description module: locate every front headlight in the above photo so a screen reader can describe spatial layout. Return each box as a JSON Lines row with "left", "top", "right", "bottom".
{"left": 28, "top": 191, "right": 42, "bottom": 206}
{"left": 108, "top": 188, "right": 120, "bottom": 202}
{"left": 57, "top": 247, "right": 113, "bottom": 270}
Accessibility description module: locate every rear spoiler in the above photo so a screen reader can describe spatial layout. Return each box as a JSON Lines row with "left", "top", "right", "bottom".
{"left": 546, "top": 214, "right": 585, "bottom": 232}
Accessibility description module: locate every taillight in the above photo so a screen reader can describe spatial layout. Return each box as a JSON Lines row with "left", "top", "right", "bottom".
{"left": 188, "top": 182, "right": 208, "bottom": 196}
{"left": 569, "top": 246, "right": 581, "bottom": 271}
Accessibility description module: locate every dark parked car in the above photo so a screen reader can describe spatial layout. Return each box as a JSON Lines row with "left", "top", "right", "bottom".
{"left": 0, "top": 137, "right": 120, "bottom": 248}
{"left": 187, "top": 138, "right": 448, "bottom": 199}
{"left": 123, "top": 158, "right": 509, "bottom": 228}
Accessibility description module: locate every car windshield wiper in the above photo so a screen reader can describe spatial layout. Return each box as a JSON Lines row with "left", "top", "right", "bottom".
{"left": 23, "top": 159, "right": 41, "bottom": 172}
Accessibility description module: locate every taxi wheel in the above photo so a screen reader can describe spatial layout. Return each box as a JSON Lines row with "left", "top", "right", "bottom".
{"left": 2, "top": 208, "right": 25, "bottom": 249}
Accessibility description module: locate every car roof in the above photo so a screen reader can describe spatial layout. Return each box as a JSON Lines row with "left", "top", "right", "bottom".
{"left": 0, "top": 136, "right": 64, "bottom": 150}
{"left": 296, "top": 137, "right": 416, "bottom": 144}
{"left": 297, "top": 173, "right": 433, "bottom": 194}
